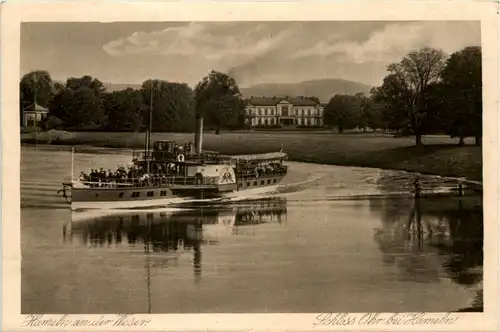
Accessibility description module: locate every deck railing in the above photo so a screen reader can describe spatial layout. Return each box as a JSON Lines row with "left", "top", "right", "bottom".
{"left": 80, "top": 174, "right": 221, "bottom": 189}
{"left": 132, "top": 150, "right": 224, "bottom": 164}
{"left": 235, "top": 167, "right": 288, "bottom": 179}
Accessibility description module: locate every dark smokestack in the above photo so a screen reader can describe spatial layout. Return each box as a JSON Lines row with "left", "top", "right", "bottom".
{"left": 195, "top": 114, "right": 203, "bottom": 153}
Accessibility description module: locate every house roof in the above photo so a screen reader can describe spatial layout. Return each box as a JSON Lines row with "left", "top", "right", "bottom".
{"left": 23, "top": 103, "right": 49, "bottom": 112}
{"left": 246, "top": 96, "right": 280, "bottom": 106}
{"left": 288, "top": 97, "right": 317, "bottom": 106}
{"left": 246, "top": 96, "right": 319, "bottom": 107}
{"left": 225, "top": 152, "right": 288, "bottom": 162}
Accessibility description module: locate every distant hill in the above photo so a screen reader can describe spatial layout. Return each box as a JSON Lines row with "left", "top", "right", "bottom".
{"left": 240, "top": 79, "right": 372, "bottom": 103}
{"left": 104, "top": 83, "right": 142, "bottom": 92}
{"left": 53, "top": 81, "right": 143, "bottom": 92}
{"left": 70, "top": 79, "right": 371, "bottom": 102}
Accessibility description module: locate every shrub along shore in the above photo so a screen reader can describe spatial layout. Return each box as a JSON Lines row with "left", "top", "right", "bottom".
{"left": 21, "top": 130, "right": 482, "bottom": 182}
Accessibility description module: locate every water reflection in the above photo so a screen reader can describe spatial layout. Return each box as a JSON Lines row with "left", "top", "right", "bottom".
{"left": 64, "top": 197, "right": 287, "bottom": 251}
{"left": 371, "top": 177, "right": 483, "bottom": 310}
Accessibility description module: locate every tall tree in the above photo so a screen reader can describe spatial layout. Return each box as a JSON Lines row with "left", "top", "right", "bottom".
{"left": 358, "top": 94, "right": 384, "bottom": 131}
{"left": 440, "top": 46, "right": 482, "bottom": 146}
{"left": 20, "top": 70, "right": 53, "bottom": 125}
{"left": 66, "top": 75, "right": 106, "bottom": 97}
{"left": 104, "top": 88, "right": 145, "bottom": 131}
{"left": 385, "top": 47, "right": 447, "bottom": 145}
{"left": 141, "top": 80, "right": 195, "bottom": 132}
{"left": 371, "top": 75, "right": 412, "bottom": 133}
{"left": 194, "top": 70, "right": 245, "bottom": 134}
{"left": 49, "top": 75, "right": 107, "bottom": 128}
{"left": 20, "top": 70, "right": 54, "bottom": 107}
{"left": 50, "top": 86, "right": 106, "bottom": 129}
{"left": 324, "top": 94, "right": 361, "bottom": 133}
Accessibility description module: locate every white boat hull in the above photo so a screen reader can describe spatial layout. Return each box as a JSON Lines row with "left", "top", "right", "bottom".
{"left": 70, "top": 184, "right": 281, "bottom": 211}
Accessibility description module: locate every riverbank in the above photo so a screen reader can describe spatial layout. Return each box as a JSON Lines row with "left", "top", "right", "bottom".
{"left": 21, "top": 130, "right": 482, "bottom": 182}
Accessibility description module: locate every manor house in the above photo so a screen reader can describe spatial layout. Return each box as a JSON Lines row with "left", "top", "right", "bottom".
{"left": 245, "top": 96, "right": 324, "bottom": 128}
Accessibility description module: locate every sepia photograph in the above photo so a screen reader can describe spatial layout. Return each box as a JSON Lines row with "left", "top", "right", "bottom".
{"left": 2, "top": 2, "right": 498, "bottom": 330}
{"left": 18, "top": 19, "right": 486, "bottom": 314}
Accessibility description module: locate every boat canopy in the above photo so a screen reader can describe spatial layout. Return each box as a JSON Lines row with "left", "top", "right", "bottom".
{"left": 225, "top": 152, "right": 288, "bottom": 162}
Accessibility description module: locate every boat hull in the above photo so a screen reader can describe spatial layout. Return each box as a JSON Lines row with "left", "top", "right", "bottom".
{"left": 69, "top": 175, "right": 285, "bottom": 210}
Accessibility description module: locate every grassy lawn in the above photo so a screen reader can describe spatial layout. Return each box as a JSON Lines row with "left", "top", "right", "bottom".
{"left": 21, "top": 131, "right": 482, "bottom": 181}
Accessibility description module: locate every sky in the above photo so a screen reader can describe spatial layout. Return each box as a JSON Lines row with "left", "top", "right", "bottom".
{"left": 21, "top": 21, "right": 481, "bottom": 88}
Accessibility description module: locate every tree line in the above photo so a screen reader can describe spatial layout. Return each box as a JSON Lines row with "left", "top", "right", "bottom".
{"left": 21, "top": 45, "right": 481, "bottom": 146}
{"left": 20, "top": 70, "right": 247, "bottom": 134}
{"left": 323, "top": 46, "right": 482, "bottom": 146}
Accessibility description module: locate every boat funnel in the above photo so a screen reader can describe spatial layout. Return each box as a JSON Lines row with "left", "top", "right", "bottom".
{"left": 195, "top": 114, "right": 203, "bottom": 153}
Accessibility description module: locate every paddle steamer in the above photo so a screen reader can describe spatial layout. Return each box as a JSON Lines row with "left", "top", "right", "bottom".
{"left": 61, "top": 115, "right": 288, "bottom": 210}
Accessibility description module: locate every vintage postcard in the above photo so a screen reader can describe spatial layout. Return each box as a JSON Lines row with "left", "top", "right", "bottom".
{"left": 1, "top": 1, "right": 499, "bottom": 331}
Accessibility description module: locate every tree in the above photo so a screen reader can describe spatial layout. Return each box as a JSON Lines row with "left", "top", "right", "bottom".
{"left": 20, "top": 70, "right": 54, "bottom": 107}
{"left": 194, "top": 70, "right": 245, "bottom": 134}
{"left": 20, "top": 70, "right": 53, "bottom": 126}
{"left": 384, "top": 48, "right": 447, "bottom": 145}
{"left": 324, "top": 94, "right": 361, "bottom": 133}
{"left": 49, "top": 87, "right": 106, "bottom": 129}
{"left": 440, "top": 46, "right": 482, "bottom": 146}
{"left": 66, "top": 75, "right": 106, "bottom": 97}
{"left": 358, "top": 94, "right": 384, "bottom": 131}
{"left": 371, "top": 75, "right": 412, "bottom": 133}
{"left": 49, "top": 75, "right": 107, "bottom": 129}
{"left": 141, "top": 80, "right": 195, "bottom": 132}
{"left": 419, "top": 82, "right": 449, "bottom": 135}
{"left": 104, "top": 88, "right": 144, "bottom": 131}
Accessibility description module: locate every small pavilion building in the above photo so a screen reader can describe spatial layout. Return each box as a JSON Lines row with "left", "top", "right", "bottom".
{"left": 23, "top": 103, "right": 49, "bottom": 128}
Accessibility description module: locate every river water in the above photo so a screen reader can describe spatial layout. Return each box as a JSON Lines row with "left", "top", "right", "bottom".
{"left": 21, "top": 145, "right": 483, "bottom": 313}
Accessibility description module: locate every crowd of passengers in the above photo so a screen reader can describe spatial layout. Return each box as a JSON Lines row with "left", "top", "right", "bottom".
{"left": 79, "top": 164, "right": 183, "bottom": 187}
{"left": 78, "top": 160, "right": 288, "bottom": 187}
{"left": 241, "top": 162, "right": 287, "bottom": 177}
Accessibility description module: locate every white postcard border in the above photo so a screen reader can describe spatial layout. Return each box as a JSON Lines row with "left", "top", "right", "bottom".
{"left": 1, "top": 1, "right": 498, "bottom": 331}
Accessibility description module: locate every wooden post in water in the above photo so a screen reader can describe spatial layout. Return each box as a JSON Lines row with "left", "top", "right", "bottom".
{"left": 71, "top": 147, "right": 75, "bottom": 181}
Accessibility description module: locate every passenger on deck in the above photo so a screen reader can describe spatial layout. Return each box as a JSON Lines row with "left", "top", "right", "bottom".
{"left": 79, "top": 171, "right": 88, "bottom": 182}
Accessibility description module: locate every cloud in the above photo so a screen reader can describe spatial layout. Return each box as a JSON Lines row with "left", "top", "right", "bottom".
{"left": 295, "top": 22, "right": 481, "bottom": 65}
{"left": 103, "top": 22, "right": 292, "bottom": 69}
{"left": 101, "top": 21, "right": 481, "bottom": 86}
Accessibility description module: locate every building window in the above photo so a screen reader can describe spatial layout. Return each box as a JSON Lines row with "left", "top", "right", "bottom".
{"left": 273, "top": 179, "right": 277, "bottom": 183}
{"left": 253, "top": 181, "right": 257, "bottom": 186}
{"left": 260, "top": 180, "right": 265, "bottom": 185}
{"left": 147, "top": 191, "right": 154, "bottom": 197}
{"left": 267, "top": 179, "right": 271, "bottom": 184}
{"left": 160, "top": 190, "right": 167, "bottom": 196}
{"left": 132, "top": 192, "right": 140, "bottom": 198}
{"left": 119, "top": 192, "right": 124, "bottom": 198}
{"left": 247, "top": 182, "right": 250, "bottom": 187}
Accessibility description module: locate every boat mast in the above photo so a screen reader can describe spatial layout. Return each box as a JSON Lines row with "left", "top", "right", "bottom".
{"left": 145, "top": 82, "right": 154, "bottom": 174}
{"left": 33, "top": 73, "right": 38, "bottom": 148}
